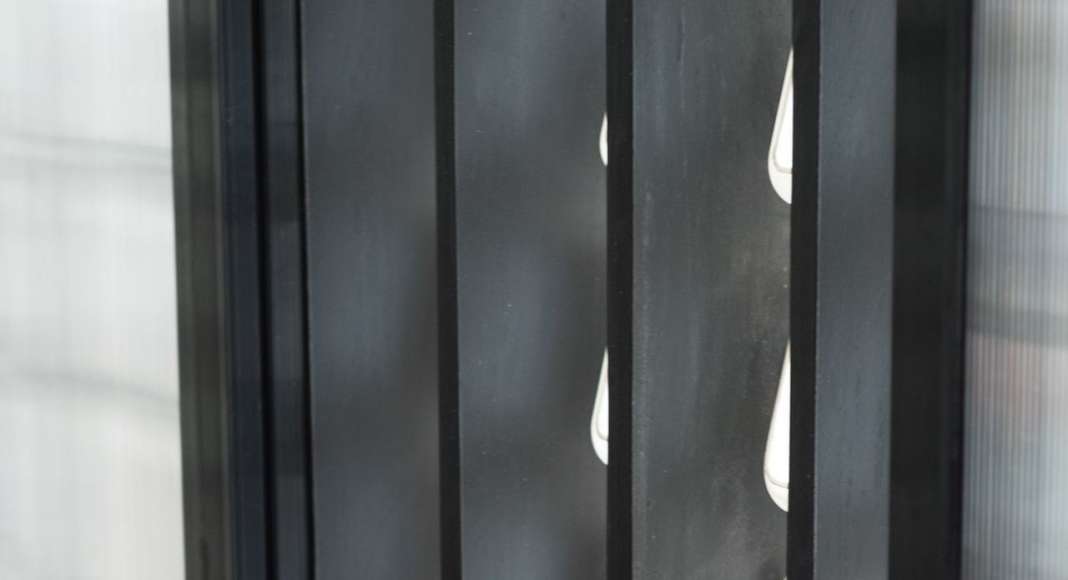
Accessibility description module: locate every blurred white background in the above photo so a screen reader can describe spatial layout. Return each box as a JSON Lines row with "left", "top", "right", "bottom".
{"left": 964, "top": 1, "right": 1068, "bottom": 578}
{"left": 0, "top": 0, "right": 184, "bottom": 578}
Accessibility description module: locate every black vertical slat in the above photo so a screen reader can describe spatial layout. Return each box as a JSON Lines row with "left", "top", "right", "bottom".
{"left": 816, "top": 0, "right": 895, "bottom": 576}
{"left": 789, "top": 0, "right": 818, "bottom": 576}
{"left": 606, "top": 0, "right": 633, "bottom": 577}
{"left": 171, "top": 0, "right": 234, "bottom": 576}
{"left": 451, "top": 2, "right": 608, "bottom": 578}
{"left": 302, "top": 0, "right": 441, "bottom": 577}
{"left": 219, "top": 0, "right": 271, "bottom": 573}
{"left": 889, "top": 0, "right": 972, "bottom": 578}
{"left": 436, "top": 0, "right": 462, "bottom": 577}
{"left": 221, "top": 0, "right": 270, "bottom": 573}
{"left": 792, "top": 0, "right": 896, "bottom": 578}
{"left": 619, "top": 0, "right": 792, "bottom": 577}
{"left": 171, "top": 0, "right": 270, "bottom": 576}
{"left": 259, "top": 0, "right": 313, "bottom": 577}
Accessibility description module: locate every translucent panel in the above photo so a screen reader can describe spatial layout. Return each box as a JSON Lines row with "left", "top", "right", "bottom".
{"left": 0, "top": 1, "right": 183, "bottom": 579}
{"left": 964, "top": 1, "right": 1068, "bottom": 578}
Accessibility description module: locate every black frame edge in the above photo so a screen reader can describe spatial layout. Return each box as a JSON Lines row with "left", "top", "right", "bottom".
{"left": 218, "top": 0, "right": 270, "bottom": 574}
{"left": 606, "top": 0, "right": 634, "bottom": 578}
{"left": 258, "top": 0, "right": 315, "bottom": 577}
{"left": 435, "top": 0, "right": 462, "bottom": 578}
{"left": 170, "top": 0, "right": 237, "bottom": 576}
{"left": 789, "top": 0, "right": 819, "bottom": 577}
{"left": 889, "top": 0, "right": 973, "bottom": 577}
{"left": 171, "top": 0, "right": 313, "bottom": 577}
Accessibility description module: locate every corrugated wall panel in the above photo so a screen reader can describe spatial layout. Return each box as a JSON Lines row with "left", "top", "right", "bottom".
{"left": 964, "top": 2, "right": 1068, "bottom": 577}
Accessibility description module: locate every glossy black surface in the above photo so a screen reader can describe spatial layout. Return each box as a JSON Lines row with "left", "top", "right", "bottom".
{"left": 617, "top": 1, "right": 791, "bottom": 577}
{"left": 452, "top": 1, "right": 608, "bottom": 578}
{"left": 302, "top": 1, "right": 441, "bottom": 577}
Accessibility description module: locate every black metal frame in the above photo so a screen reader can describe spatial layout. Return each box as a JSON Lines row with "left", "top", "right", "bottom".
{"left": 608, "top": 0, "right": 790, "bottom": 576}
{"left": 258, "top": 0, "right": 314, "bottom": 577}
{"left": 170, "top": 0, "right": 312, "bottom": 577}
{"left": 789, "top": 0, "right": 819, "bottom": 575}
{"left": 889, "top": 0, "right": 973, "bottom": 578}
{"left": 300, "top": 0, "right": 440, "bottom": 575}
{"left": 792, "top": 0, "right": 974, "bottom": 579}
{"left": 605, "top": 0, "right": 633, "bottom": 578}
{"left": 170, "top": 0, "right": 264, "bottom": 576}
{"left": 791, "top": 0, "right": 897, "bottom": 578}
{"left": 444, "top": 1, "right": 610, "bottom": 576}
{"left": 170, "top": 0, "right": 976, "bottom": 576}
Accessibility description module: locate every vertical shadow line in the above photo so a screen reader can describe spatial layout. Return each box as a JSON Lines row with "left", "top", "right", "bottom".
{"left": 789, "top": 0, "right": 820, "bottom": 577}
{"left": 435, "top": 0, "right": 462, "bottom": 578}
{"left": 607, "top": 0, "right": 634, "bottom": 578}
